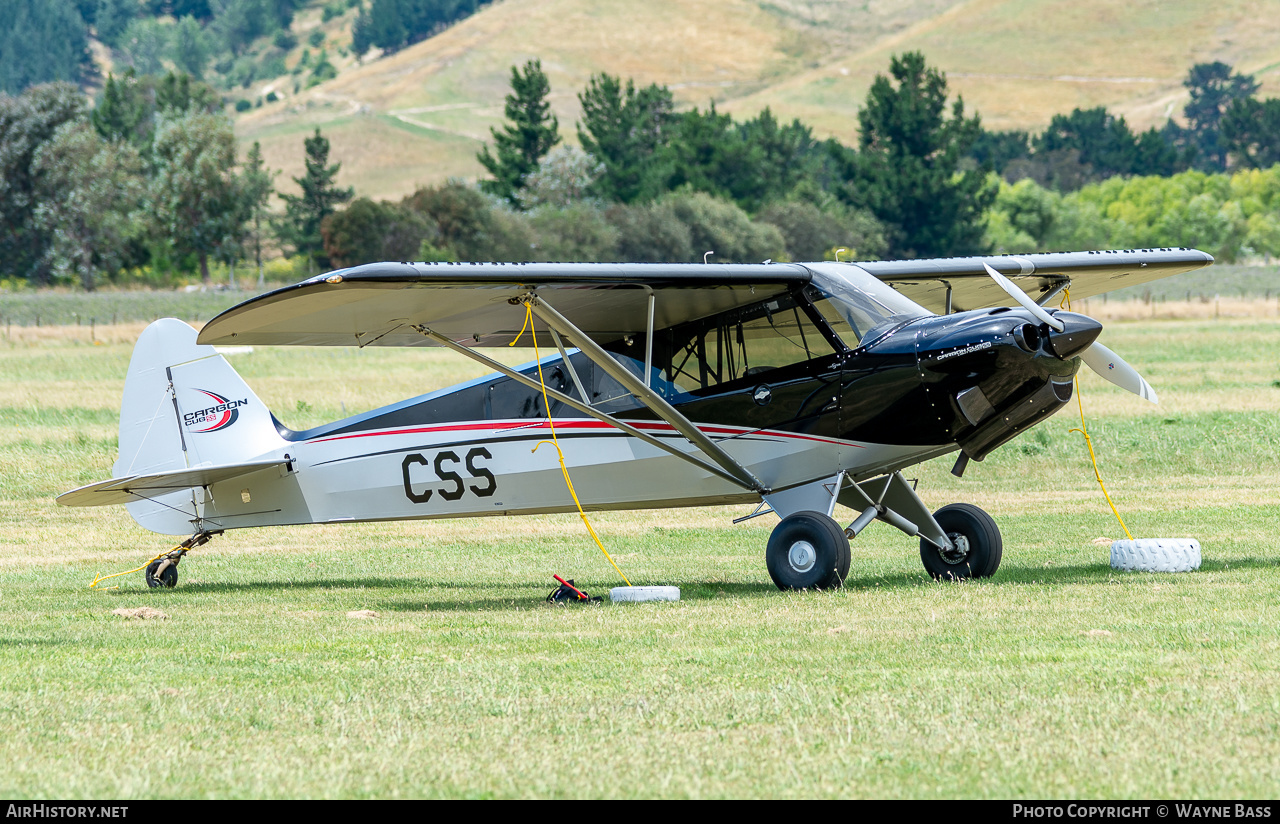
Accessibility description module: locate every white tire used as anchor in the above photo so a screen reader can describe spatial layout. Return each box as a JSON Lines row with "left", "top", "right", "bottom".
{"left": 610, "top": 586, "right": 681, "bottom": 603}
{"left": 1110, "top": 539, "right": 1201, "bottom": 573}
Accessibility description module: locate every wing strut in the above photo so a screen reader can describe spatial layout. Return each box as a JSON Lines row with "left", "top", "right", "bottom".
{"left": 411, "top": 325, "right": 754, "bottom": 490}
{"left": 522, "top": 294, "right": 768, "bottom": 493}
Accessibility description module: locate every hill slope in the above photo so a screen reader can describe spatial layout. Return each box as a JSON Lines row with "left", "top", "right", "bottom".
{"left": 236, "top": 0, "right": 1280, "bottom": 201}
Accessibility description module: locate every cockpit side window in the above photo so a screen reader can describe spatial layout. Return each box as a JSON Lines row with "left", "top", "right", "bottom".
{"left": 647, "top": 289, "right": 841, "bottom": 395}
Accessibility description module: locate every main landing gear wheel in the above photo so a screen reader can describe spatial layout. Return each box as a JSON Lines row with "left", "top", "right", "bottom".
{"left": 145, "top": 557, "right": 179, "bottom": 588}
{"left": 920, "top": 503, "right": 1002, "bottom": 581}
{"left": 766, "top": 511, "right": 851, "bottom": 591}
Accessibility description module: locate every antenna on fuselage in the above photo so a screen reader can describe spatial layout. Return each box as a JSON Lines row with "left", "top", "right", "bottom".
{"left": 704, "top": 251, "right": 714, "bottom": 263}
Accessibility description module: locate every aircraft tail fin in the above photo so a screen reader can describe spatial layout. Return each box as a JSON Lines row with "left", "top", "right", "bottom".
{"left": 108, "top": 318, "right": 288, "bottom": 533}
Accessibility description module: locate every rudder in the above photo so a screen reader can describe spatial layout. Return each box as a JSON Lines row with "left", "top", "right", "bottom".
{"left": 115, "top": 319, "right": 286, "bottom": 533}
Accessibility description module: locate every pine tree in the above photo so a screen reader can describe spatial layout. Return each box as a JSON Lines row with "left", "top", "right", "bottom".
{"left": 92, "top": 71, "right": 149, "bottom": 146}
{"left": 1181, "top": 62, "right": 1259, "bottom": 171}
{"left": 843, "top": 51, "right": 993, "bottom": 258}
{"left": 1221, "top": 98, "right": 1280, "bottom": 170}
{"left": 478, "top": 59, "right": 560, "bottom": 206}
{"left": 277, "top": 128, "right": 353, "bottom": 270}
{"left": 576, "top": 73, "right": 674, "bottom": 203}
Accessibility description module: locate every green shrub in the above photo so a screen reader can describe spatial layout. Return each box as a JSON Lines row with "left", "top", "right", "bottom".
{"left": 403, "top": 182, "right": 495, "bottom": 261}
{"left": 756, "top": 200, "right": 888, "bottom": 261}
{"left": 529, "top": 203, "right": 619, "bottom": 262}
{"left": 661, "top": 191, "right": 785, "bottom": 263}
{"left": 322, "top": 199, "right": 436, "bottom": 268}
{"left": 606, "top": 200, "right": 694, "bottom": 263}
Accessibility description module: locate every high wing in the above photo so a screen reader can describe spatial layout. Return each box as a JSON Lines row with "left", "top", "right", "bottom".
{"left": 857, "top": 248, "right": 1214, "bottom": 315}
{"left": 197, "top": 250, "right": 1213, "bottom": 349}
{"left": 198, "top": 262, "right": 809, "bottom": 348}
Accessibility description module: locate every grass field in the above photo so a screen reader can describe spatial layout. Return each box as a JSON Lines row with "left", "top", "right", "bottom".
{"left": 2, "top": 263, "right": 1274, "bottom": 330}
{"left": 2, "top": 310, "right": 1279, "bottom": 798}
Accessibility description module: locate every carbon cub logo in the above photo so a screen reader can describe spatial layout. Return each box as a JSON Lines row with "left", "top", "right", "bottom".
{"left": 184, "top": 390, "right": 248, "bottom": 432}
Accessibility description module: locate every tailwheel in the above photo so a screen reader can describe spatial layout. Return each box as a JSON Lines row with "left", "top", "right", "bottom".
{"left": 145, "top": 556, "right": 179, "bottom": 588}
{"left": 766, "top": 511, "right": 851, "bottom": 591}
{"left": 141, "top": 531, "right": 219, "bottom": 589}
{"left": 920, "top": 503, "right": 1002, "bottom": 580}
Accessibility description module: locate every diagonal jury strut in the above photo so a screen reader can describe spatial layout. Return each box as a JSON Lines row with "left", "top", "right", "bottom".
{"left": 521, "top": 294, "right": 767, "bottom": 493}
{"left": 411, "top": 325, "right": 753, "bottom": 490}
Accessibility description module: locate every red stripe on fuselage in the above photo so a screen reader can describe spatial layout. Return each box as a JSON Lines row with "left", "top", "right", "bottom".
{"left": 306, "top": 419, "right": 863, "bottom": 449}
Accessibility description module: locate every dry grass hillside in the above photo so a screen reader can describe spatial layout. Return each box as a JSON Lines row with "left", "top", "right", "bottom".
{"left": 730, "top": 0, "right": 1280, "bottom": 138}
{"left": 236, "top": 0, "right": 1280, "bottom": 201}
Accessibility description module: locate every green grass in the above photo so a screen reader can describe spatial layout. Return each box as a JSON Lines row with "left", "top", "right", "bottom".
{"left": 1, "top": 317, "right": 1279, "bottom": 797}
{"left": 1107, "top": 264, "right": 1280, "bottom": 302}
{"left": 0, "top": 265, "right": 1274, "bottom": 332}
{"left": 0, "top": 290, "right": 261, "bottom": 328}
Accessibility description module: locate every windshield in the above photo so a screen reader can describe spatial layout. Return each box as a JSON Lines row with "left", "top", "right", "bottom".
{"left": 804, "top": 262, "right": 931, "bottom": 348}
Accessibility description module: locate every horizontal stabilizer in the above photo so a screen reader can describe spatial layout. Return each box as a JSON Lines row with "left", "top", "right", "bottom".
{"left": 57, "top": 459, "right": 288, "bottom": 508}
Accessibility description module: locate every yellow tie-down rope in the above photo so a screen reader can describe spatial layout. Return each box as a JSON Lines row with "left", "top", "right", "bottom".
{"left": 511, "top": 303, "right": 633, "bottom": 586}
{"left": 88, "top": 546, "right": 178, "bottom": 589}
{"left": 1061, "top": 289, "right": 1134, "bottom": 540}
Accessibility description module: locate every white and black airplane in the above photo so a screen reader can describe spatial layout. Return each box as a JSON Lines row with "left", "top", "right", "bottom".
{"left": 58, "top": 248, "right": 1212, "bottom": 590}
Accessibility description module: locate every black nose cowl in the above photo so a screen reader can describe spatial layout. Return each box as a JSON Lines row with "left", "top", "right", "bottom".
{"left": 1046, "top": 311, "right": 1103, "bottom": 360}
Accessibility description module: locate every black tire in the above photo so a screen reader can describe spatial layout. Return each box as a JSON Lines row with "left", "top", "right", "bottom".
{"left": 766, "top": 511, "right": 851, "bottom": 591}
{"left": 145, "top": 559, "right": 178, "bottom": 589}
{"left": 920, "top": 503, "right": 1002, "bottom": 580}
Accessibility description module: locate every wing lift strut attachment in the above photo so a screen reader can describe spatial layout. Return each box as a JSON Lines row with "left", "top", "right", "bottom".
{"left": 411, "top": 292, "right": 768, "bottom": 495}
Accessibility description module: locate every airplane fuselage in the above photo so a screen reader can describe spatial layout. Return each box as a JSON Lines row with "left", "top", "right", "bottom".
{"left": 128, "top": 301, "right": 1090, "bottom": 537}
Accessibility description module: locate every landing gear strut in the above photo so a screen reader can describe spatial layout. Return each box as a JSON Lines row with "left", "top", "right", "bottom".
{"left": 760, "top": 473, "right": 1004, "bottom": 590}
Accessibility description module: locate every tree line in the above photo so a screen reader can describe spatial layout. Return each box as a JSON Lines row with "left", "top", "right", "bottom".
{"left": 0, "top": 0, "right": 352, "bottom": 97}
{"left": 1, "top": 0, "right": 493, "bottom": 99}
{"left": 0, "top": 71, "right": 351, "bottom": 289}
{"left": 351, "top": 0, "right": 488, "bottom": 56}
{"left": 327, "top": 55, "right": 1280, "bottom": 271}
{"left": 976, "top": 62, "right": 1280, "bottom": 186}
{"left": 4, "top": 52, "right": 1280, "bottom": 291}
{"left": 330, "top": 53, "right": 984, "bottom": 265}
{"left": 985, "top": 167, "right": 1280, "bottom": 263}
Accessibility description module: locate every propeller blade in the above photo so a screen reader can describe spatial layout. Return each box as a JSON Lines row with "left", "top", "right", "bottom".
{"left": 982, "top": 263, "right": 1064, "bottom": 331}
{"left": 1080, "top": 341, "right": 1159, "bottom": 404}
